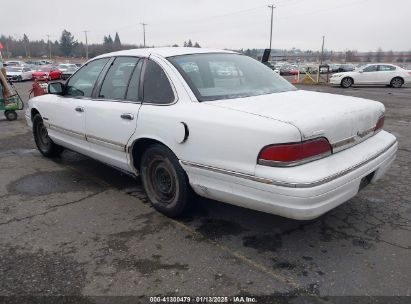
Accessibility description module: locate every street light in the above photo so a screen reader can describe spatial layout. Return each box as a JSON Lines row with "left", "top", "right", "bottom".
{"left": 140, "top": 23, "right": 147, "bottom": 47}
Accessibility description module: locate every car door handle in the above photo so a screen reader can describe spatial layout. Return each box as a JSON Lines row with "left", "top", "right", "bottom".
{"left": 121, "top": 113, "right": 134, "bottom": 120}
{"left": 75, "top": 106, "right": 84, "bottom": 112}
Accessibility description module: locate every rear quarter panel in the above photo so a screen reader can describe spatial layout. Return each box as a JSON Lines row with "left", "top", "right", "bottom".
{"left": 133, "top": 101, "right": 302, "bottom": 175}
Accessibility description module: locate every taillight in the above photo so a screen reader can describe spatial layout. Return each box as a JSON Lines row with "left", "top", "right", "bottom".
{"left": 374, "top": 115, "right": 384, "bottom": 132}
{"left": 258, "top": 137, "right": 332, "bottom": 167}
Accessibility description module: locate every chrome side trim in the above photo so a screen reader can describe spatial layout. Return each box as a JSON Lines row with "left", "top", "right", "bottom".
{"left": 331, "top": 127, "right": 376, "bottom": 153}
{"left": 181, "top": 140, "right": 397, "bottom": 189}
{"left": 86, "top": 134, "right": 125, "bottom": 152}
{"left": 47, "top": 123, "right": 125, "bottom": 152}
{"left": 47, "top": 123, "right": 85, "bottom": 140}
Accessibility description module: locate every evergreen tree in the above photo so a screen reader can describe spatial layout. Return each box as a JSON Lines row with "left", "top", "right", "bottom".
{"left": 194, "top": 42, "right": 201, "bottom": 48}
{"left": 23, "top": 34, "right": 30, "bottom": 57}
{"left": 59, "top": 30, "right": 77, "bottom": 57}
{"left": 187, "top": 39, "right": 193, "bottom": 47}
{"left": 114, "top": 32, "right": 121, "bottom": 50}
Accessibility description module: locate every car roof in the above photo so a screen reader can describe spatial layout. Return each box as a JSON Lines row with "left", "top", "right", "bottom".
{"left": 93, "top": 47, "right": 236, "bottom": 60}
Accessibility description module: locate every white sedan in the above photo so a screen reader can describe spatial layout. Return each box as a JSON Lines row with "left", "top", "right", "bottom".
{"left": 6, "top": 66, "right": 33, "bottom": 82}
{"left": 330, "top": 63, "right": 411, "bottom": 88}
{"left": 25, "top": 48, "right": 397, "bottom": 220}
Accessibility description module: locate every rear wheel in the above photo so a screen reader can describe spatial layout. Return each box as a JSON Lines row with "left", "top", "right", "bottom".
{"left": 341, "top": 77, "right": 353, "bottom": 88}
{"left": 4, "top": 110, "right": 17, "bottom": 121}
{"left": 33, "top": 114, "right": 64, "bottom": 157}
{"left": 390, "top": 77, "right": 403, "bottom": 88}
{"left": 140, "top": 144, "right": 192, "bottom": 218}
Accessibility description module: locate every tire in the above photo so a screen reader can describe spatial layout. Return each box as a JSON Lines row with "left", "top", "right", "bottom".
{"left": 140, "top": 144, "right": 192, "bottom": 218}
{"left": 17, "top": 76, "right": 22, "bottom": 82}
{"left": 341, "top": 77, "right": 353, "bottom": 88}
{"left": 390, "top": 77, "right": 403, "bottom": 88}
{"left": 4, "top": 110, "right": 17, "bottom": 121}
{"left": 32, "top": 114, "right": 64, "bottom": 157}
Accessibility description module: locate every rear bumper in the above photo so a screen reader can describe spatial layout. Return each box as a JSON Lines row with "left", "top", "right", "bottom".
{"left": 182, "top": 131, "right": 397, "bottom": 220}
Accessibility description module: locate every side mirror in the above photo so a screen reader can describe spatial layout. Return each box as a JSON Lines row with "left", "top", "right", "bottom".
{"left": 48, "top": 82, "right": 64, "bottom": 95}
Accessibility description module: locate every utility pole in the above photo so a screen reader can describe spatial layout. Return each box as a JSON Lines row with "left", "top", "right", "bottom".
{"left": 320, "top": 35, "right": 325, "bottom": 65}
{"left": 140, "top": 22, "right": 147, "bottom": 47}
{"left": 83, "top": 30, "right": 89, "bottom": 60}
{"left": 268, "top": 4, "right": 275, "bottom": 50}
{"left": 46, "top": 34, "right": 51, "bottom": 60}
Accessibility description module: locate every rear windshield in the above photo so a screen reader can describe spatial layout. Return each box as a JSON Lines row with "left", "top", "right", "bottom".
{"left": 168, "top": 53, "right": 296, "bottom": 101}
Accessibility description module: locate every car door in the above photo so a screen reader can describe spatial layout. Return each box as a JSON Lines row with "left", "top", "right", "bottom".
{"left": 377, "top": 65, "right": 396, "bottom": 84}
{"left": 356, "top": 64, "right": 379, "bottom": 84}
{"left": 46, "top": 58, "right": 110, "bottom": 155}
{"left": 22, "top": 67, "right": 31, "bottom": 80}
{"left": 85, "top": 56, "right": 143, "bottom": 171}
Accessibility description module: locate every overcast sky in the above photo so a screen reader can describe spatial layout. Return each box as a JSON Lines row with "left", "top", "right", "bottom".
{"left": 2, "top": 0, "right": 411, "bottom": 51}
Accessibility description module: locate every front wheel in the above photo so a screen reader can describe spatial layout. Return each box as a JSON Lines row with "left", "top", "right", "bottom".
{"left": 341, "top": 77, "right": 353, "bottom": 88}
{"left": 390, "top": 77, "right": 403, "bottom": 88}
{"left": 33, "top": 114, "right": 64, "bottom": 157}
{"left": 4, "top": 110, "right": 17, "bottom": 121}
{"left": 17, "top": 76, "right": 22, "bottom": 82}
{"left": 140, "top": 144, "right": 192, "bottom": 218}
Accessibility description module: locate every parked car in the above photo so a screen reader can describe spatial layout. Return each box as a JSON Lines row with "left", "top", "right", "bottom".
{"left": 4, "top": 60, "right": 26, "bottom": 67}
{"left": 57, "top": 63, "right": 78, "bottom": 72}
{"left": 5, "top": 66, "right": 33, "bottom": 82}
{"left": 32, "top": 66, "right": 62, "bottom": 81}
{"left": 61, "top": 66, "right": 78, "bottom": 80}
{"left": 330, "top": 63, "right": 411, "bottom": 88}
{"left": 328, "top": 64, "right": 341, "bottom": 73}
{"left": 337, "top": 64, "right": 355, "bottom": 72}
{"left": 26, "top": 48, "right": 397, "bottom": 220}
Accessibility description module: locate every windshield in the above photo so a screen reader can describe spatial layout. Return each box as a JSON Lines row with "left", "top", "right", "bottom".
{"left": 168, "top": 53, "right": 296, "bottom": 101}
{"left": 7, "top": 67, "right": 23, "bottom": 72}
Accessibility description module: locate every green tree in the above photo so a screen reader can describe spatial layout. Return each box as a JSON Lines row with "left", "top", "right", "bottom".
{"left": 114, "top": 32, "right": 121, "bottom": 50}
{"left": 59, "top": 30, "right": 77, "bottom": 57}
{"left": 23, "top": 34, "right": 30, "bottom": 57}
{"left": 194, "top": 42, "right": 201, "bottom": 48}
{"left": 187, "top": 39, "right": 193, "bottom": 47}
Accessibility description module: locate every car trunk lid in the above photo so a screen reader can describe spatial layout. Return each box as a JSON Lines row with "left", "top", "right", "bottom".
{"left": 205, "top": 90, "right": 385, "bottom": 148}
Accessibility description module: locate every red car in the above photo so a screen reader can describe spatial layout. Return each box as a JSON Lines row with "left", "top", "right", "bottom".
{"left": 32, "top": 66, "right": 62, "bottom": 81}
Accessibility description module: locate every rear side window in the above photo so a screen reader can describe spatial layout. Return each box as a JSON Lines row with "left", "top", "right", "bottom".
{"left": 363, "top": 65, "right": 378, "bottom": 72}
{"left": 143, "top": 60, "right": 174, "bottom": 104}
{"left": 99, "top": 57, "right": 140, "bottom": 100}
{"left": 66, "top": 58, "right": 109, "bottom": 97}
{"left": 379, "top": 65, "right": 396, "bottom": 71}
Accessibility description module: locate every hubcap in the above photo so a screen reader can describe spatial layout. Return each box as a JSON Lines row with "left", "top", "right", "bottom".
{"left": 343, "top": 78, "right": 351, "bottom": 87}
{"left": 392, "top": 79, "right": 402, "bottom": 87}
{"left": 146, "top": 157, "right": 176, "bottom": 205}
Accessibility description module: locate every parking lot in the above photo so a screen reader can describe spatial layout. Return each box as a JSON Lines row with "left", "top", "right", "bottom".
{"left": 1, "top": 81, "right": 410, "bottom": 300}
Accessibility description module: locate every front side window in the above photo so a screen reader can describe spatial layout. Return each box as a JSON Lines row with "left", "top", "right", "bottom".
{"left": 66, "top": 58, "right": 109, "bottom": 97}
{"left": 143, "top": 60, "right": 175, "bottom": 104}
{"left": 362, "top": 65, "right": 378, "bottom": 72}
{"left": 378, "top": 65, "right": 396, "bottom": 71}
{"left": 168, "top": 53, "right": 296, "bottom": 101}
{"left": 99, "top": 57, "right": 140, "bottom": 100}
